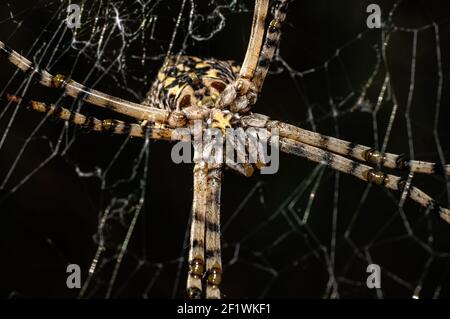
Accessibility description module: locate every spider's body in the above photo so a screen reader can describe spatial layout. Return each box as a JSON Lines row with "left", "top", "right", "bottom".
{"left": 145, "top": 55, "right": 257, "bottom": 179}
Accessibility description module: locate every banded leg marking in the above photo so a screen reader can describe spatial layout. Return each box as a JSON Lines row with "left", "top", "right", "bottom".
{"left": 0, "top": 40, "right": 172, "bottom": 125}
{"left": 187, "top": 162, "right": 208, "bottom": 299}
{"left": 253, "top": 0, "right": 291, "bottom": 91}
{"left": 239, "top": 0, "right": 270, "bottom": 80}
{"left": 2, "top": 94, "right": 176, "bottom": 140}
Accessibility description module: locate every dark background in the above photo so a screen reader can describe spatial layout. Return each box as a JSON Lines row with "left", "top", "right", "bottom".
{"left": 0, "top": 0, "right": 450, "bottom": 298}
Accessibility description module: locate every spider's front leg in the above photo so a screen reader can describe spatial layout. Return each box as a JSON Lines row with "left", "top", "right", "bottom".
{"left": 217, "top": 0, "right": 268, "bottom": 113}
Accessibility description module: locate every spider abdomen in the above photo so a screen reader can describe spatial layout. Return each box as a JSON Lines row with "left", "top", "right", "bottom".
{"left": 145, "top": 56, "right": 240, "bottom": 111}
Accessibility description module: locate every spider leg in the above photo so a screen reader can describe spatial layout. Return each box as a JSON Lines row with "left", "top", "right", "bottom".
{"left": 253, "top": 0, "right": 291, "bottom": 92}
{"left": 187, "top": 162, "right": 208, "bottom": 299}
{"left": 219, "top": 0, "right": 292, "bottom": 112}
{"left": 187, "top": 162, "right": 224, "bottom": 299}
{"left": 218, "top": 0, "right": 269, "bottom": 111}
{"left": 2, "top": 93, "right": 177, "bottom": 140}
{"left": 270, "top": 119, "right": 450, "bottom": 176}
{"left": 204, "top": 163, "right": 223, "bottom": 299}
{"left": 241, "top": 114, "right": 450, "bottom": 176}
{"left": 0, "top": 41, "right": 189, "bottom": 127}
{"left": 279, "top": 138, "right": 450, "bottom": 225}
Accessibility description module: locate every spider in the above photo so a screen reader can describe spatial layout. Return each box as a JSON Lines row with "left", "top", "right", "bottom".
{"left": 1, "top": 0, "right": 450, "bottom": 299}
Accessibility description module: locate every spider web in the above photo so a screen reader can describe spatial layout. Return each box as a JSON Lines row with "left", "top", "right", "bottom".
{"left": 0, "top": 0, "right": 449, "bottom": 299}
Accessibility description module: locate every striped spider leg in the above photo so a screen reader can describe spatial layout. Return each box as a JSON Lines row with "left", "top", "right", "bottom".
{"left": 204, "top": 163, "right": 223, "bottom": 299}
{"left": 240, "top": 114, "right": 450, "bottom": 225}
{"left": 2, "top": 0, "right": 447, "bottom": 300}
{"left": 2, "top": 93, "right": 178, "bottom": 140}
{"left": 187, "top": 162, "right": 223, "bottom": 299}
{"left": 187, "top": 163, "right": 208, "bottom": 299}
{"left": 262, "top": 118, "right": 450, "bottom": 175}
{"left": 1, "top": 1, "right": 275, "bottom": 300}
{"left": 253, "top": 0, "right": 290, "bottom": 92}
{"left": 219, "top": 0, "right": 290, "bottom": 113}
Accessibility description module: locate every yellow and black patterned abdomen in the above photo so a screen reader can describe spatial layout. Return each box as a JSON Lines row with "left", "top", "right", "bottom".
{"left": 145, "top": 56, "right": 240, "bottom": 111}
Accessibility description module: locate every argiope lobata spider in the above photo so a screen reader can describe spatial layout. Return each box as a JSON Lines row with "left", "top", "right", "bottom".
{"left": 1, "top": 0, "right": 450, "bottom": 299}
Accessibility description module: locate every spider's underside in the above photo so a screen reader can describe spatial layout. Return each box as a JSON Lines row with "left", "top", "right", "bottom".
{"left": 1, "top": 0, "right": 450, "bottom": 299}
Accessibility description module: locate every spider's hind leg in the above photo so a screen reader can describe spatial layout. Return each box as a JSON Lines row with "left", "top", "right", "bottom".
{"left": 187, "top": 162, "right": 208, "bottom": 298}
